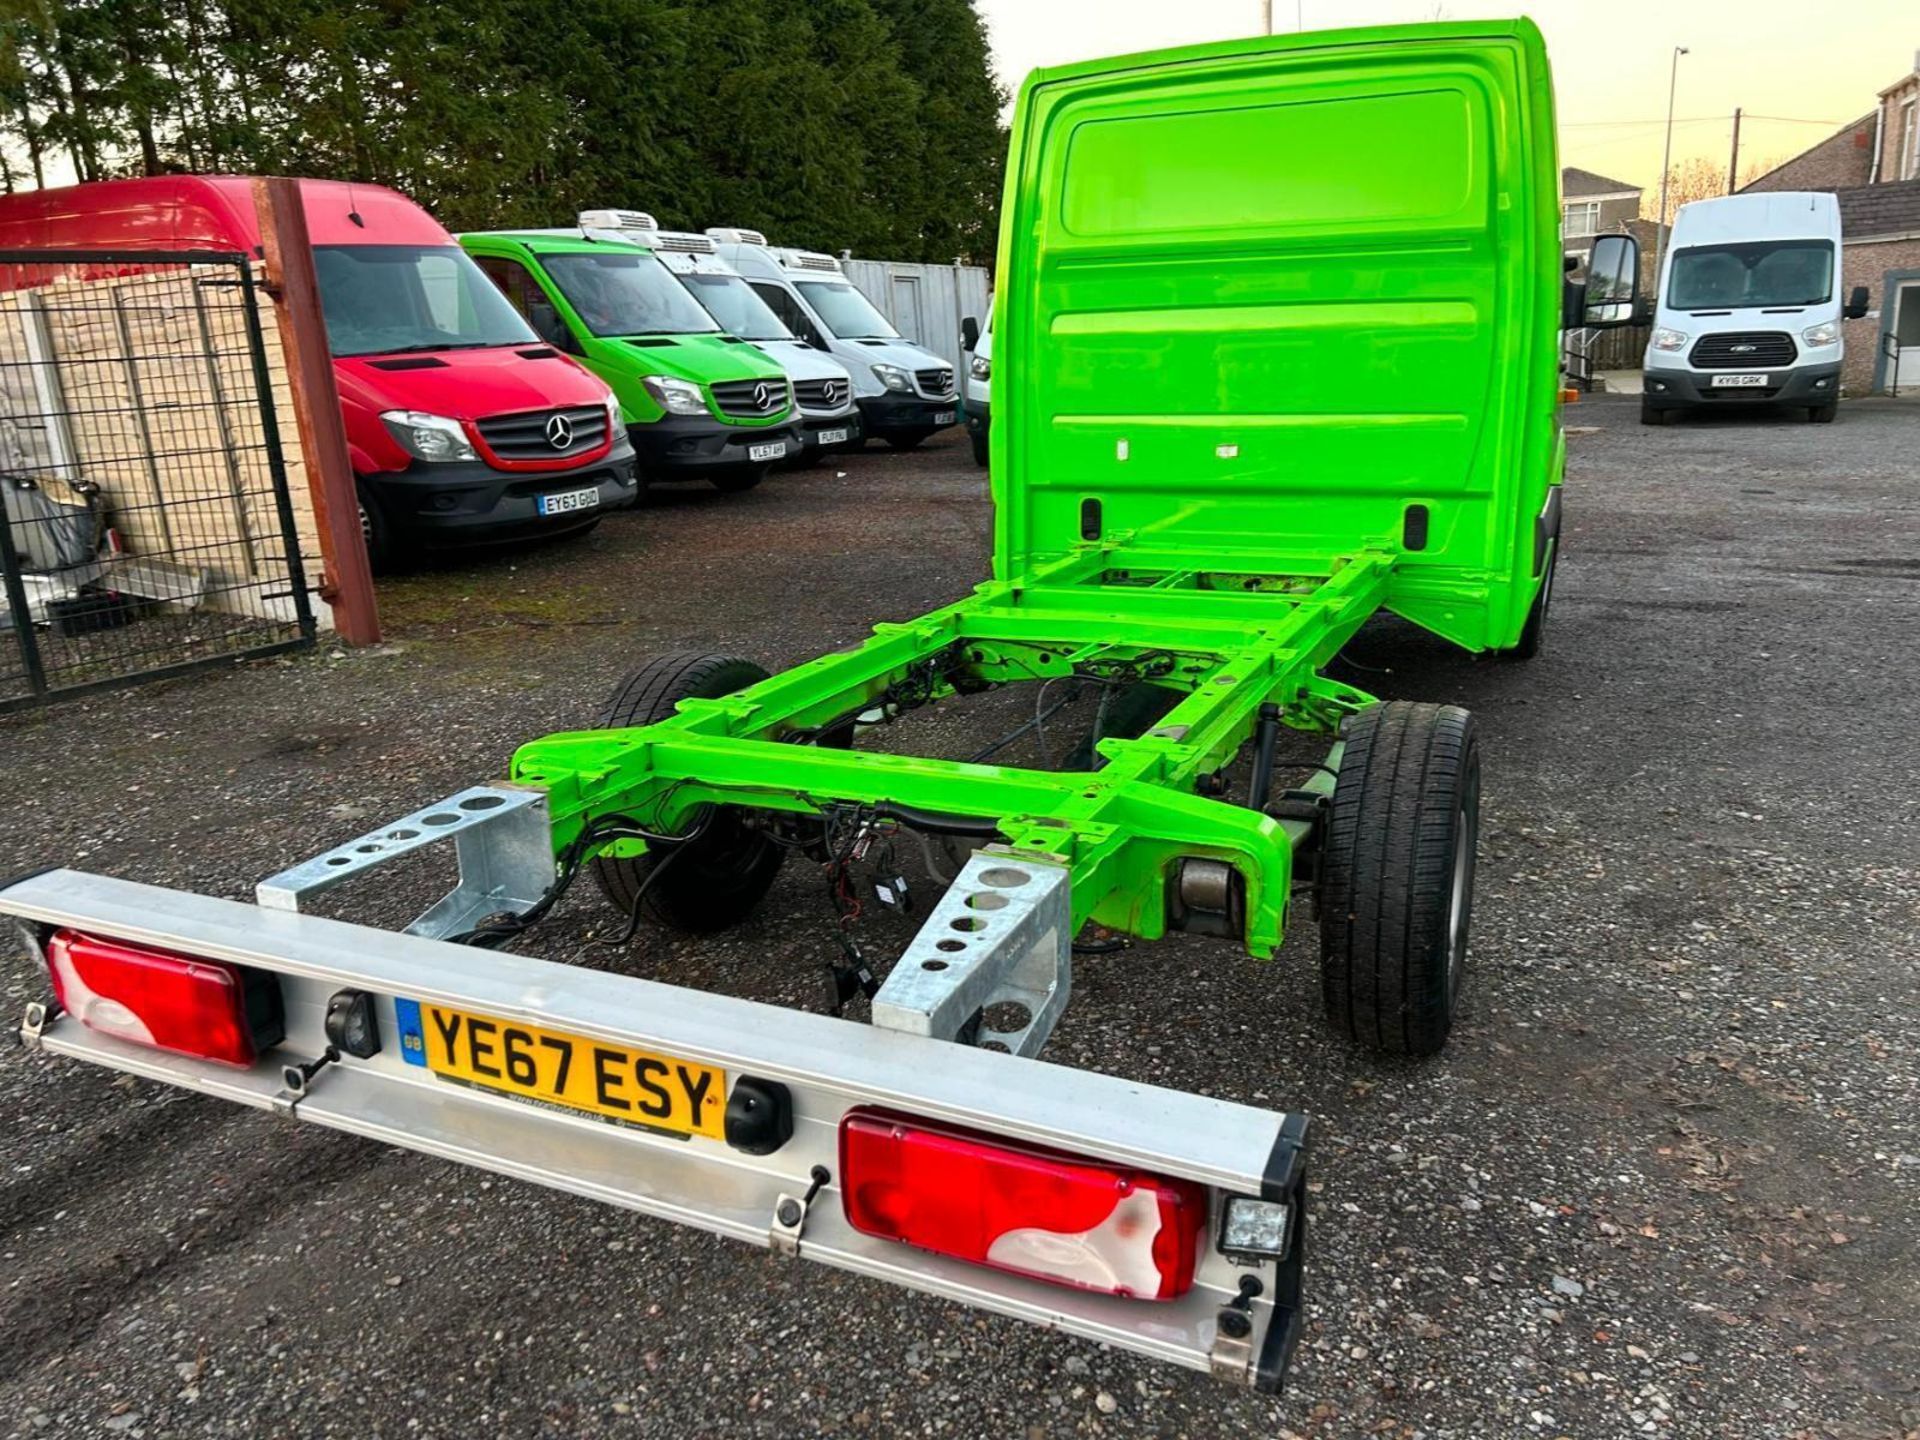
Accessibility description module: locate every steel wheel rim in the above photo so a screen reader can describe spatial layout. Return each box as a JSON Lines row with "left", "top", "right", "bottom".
{"left": 1445, "top": 775, "right": 1478, "bottom": 1002}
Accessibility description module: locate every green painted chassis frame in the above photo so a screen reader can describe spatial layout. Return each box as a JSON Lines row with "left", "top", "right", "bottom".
{"left": 510, "top": 540, "right": 1391, "bottom": 960}
{"left": 505, "top": 21, "right": 1569, "bottom": 963}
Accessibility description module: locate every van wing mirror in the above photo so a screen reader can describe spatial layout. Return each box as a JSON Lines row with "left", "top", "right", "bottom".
{"left": 1843, "top": 285, "right": 1870, "bottom": 321}
{"left": 527, "top": 300, "right": 579, "bottom": 354}
{"left": 1580, "top": 234, "right": 1640, "bottom": 329}
{"left": 961, "top": 315, "right": 980, "bottom": 352}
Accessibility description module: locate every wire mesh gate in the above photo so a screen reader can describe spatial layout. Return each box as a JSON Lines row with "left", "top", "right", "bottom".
{"left": 0, "top": 249, "right": 314, "bottom": 712}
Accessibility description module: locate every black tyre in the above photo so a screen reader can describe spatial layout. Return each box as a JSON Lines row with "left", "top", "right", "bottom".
{"left": 356, "top": 485, "right": 395, "bottom": 574}
{"left": 1063, "top": 681, "right": 1178, "bottom": 771}
{"left": 970, "top": 428, "right": 989, "bottom": 468}
{"left": 709, "top": 465, "right": 768, "bottom": 494}
{"left": 591, "top": 653, "right": 784, "bottom": 933}
{"left": 1319, "top": 702, "right": 1480, "bottom": 1056}
{"left": 1639, "top": 399, "right": 1669, "bottom": 426}
{"left": 884, "top": 429, "right": 933, "bottom": 452}
{"left": 1807, "top": 403, "right": 1838, "bottom": 424}
{"left": 1509, "top": 534, "right": 1557, "bottom": 661}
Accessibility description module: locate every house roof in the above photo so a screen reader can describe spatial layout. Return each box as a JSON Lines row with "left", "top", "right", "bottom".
{"left": 1562, "top": 166, "right": 1641, "bottom": 197}
{"left": 1836, "top": 177, "right": 1920, "bottom": 237}
{"left": 1737, "top": 112, "right": 1876, "bottom": 192}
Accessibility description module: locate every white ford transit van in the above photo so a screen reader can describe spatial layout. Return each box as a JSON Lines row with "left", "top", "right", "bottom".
{"left": 1642, "top": 191, "right": 1867, "bottom": 425}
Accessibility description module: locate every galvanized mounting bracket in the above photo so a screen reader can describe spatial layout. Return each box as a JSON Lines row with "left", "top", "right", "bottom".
{"left": 18, "top": 1001, "right": 49, "bottom": 1051}
{"left": 770, "top": 1166, "right": 831, "bottom": 1258}
{"left": 871, "top": 849, "right": 1070, "bottom": 1057}
{"left": 1208, "top": 1318, "right": 1255, "bottom": 1384}
{"left": 255, "top": 785, "right": 555, "bottom": 941}
{"left": 1207, "top": 1277, "right": 1264, "bottom": 1384}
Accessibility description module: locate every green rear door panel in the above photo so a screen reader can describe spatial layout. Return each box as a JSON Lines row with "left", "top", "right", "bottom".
{"left": 994, "top": 21, "right": 1562, "bottom": 650}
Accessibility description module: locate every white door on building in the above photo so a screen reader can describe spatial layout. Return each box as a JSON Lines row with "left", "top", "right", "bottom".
{"left": 1894, "top": 280, "right": 1920, "bottom": 390}
{"left": 890, "top": 274, "right": 925, "bottom": 346}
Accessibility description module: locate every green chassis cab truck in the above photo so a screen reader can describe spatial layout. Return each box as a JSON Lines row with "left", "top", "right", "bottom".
{"left": 6, "top": 22, "right": 1638, "bottom": 1393}
{"left": 460, "top": 230, "right": 801, "bottom": 493}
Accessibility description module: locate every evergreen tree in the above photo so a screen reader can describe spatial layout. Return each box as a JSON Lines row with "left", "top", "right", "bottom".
{"left": 0, "top": 0, "right": 1008, "bottom": 262}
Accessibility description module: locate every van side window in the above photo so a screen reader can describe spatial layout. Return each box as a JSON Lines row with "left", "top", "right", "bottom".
{"left": 750, "top": 282, "right": 821, "bottom": 346}
{"left": 474, "top": 255, "right": 570, "bottom": 349}
{"left": 474, "top": 256, "right": 541, "bottom": 317}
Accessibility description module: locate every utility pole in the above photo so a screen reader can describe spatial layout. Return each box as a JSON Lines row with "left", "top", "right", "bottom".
{"left": 1727, "top": 107, "right": 1743, "bottom": 193}
{"left": 1653, "top": 46, "right": 1689, "bottom": 291}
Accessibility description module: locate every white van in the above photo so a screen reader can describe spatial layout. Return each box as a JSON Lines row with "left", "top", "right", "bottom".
{"left": 961, "top": 307, "right": 992, "bottom": 468}
{"left": 1642, "top": 191, "right": 1868, "bottom": 425}
{"left": 577, "top": 211, "right": 861, "bottom": 459}
{"left": 706, "top": 229, "right": 959, "bottom": 450}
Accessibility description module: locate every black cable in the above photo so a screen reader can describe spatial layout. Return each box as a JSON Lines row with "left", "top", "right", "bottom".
{"left": 595, "top": 821, "right": 708, "bottom": 950}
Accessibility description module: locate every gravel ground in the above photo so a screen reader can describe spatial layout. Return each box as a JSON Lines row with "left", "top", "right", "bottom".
{"left": 2, "top": 397, "right": 1917, "bottom": 1440}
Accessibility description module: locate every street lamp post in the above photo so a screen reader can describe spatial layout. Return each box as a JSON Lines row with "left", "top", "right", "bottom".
{"left": 1652, "top": 45, "right": 1689, "bottom": 289}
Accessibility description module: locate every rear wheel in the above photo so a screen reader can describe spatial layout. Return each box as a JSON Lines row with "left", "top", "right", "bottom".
{"left": 1807, "top": 403, "right": 1838, "bottom": 424}
{"left": 591, "top": 653, "right": 785, "bottom": 933}
{"left": 709, "top": 465, "right": 768, "bottom": 494}
{"left": 1319, "top": 702, "right": 1480, "bottom": 1056}
{"left": 1508, "top": 533, "right": 1558, "bottom": 661}
{"left": 1063, "top": 681, "right": 1179, "bottom": 771}
{"left": 1639, "top": 399, "right": 1669, "bottom": 426}
{"left": 970, "top": 428, "right": 989, "bottom": 467}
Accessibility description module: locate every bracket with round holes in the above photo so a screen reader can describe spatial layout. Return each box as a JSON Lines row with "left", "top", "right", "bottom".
{"left": 870, "top": 848, "right": 1070, "bottom": 1057}
{"left": 254, "top": 785, "right": 555, "bottom": 942}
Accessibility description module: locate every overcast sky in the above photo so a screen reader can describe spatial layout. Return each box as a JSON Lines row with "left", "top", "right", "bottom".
{"left": 977, "top": 0, "right": 1917, "bottom": 194}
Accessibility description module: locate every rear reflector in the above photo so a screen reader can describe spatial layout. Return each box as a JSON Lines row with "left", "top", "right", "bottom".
{"left": 838, "top": 1109, "right": 1207, "bottom": 1300}
{"left": 44, "top": 929, "right": 284, "bottom": 1067}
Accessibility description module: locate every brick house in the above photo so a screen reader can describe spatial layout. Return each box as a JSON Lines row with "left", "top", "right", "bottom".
{"left": 1834, "top": 181, "right": 1920, "bottom": 393}
{"left": 1560, "top": 166, "right": 1643, "bottom": 265}
{"left": 1740, "top": 49, "right": 1920, "bottom": 393}
{"left": 1874, "top": 57, "right": 1920, "bottom": 183}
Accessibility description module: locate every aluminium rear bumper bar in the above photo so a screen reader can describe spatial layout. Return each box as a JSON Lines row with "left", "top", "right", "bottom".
{"left": 3, "top": 868, "right": 1308, "bottom": 1390}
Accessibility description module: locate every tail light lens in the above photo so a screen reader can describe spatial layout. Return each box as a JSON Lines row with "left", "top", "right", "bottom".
{"left": 838, "top": 1109, "right": 1208, "bottom": 1300}
{"left": 44, "top": 929, "right": 284, "bottom": 1067}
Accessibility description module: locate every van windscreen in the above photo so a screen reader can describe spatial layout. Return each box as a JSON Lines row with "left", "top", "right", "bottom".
{"left": 793, "top": 280, "right": 898, "bottom": 340}
{"left": 1667, "top": 240, "right": 1834, "bottom": 311}
{"left": 679, "top": 272, "right": 789, "bottom": 340}
{"left": 314, "top": 245, "right": 535, "bottom": 357}
{"left": 543, "top": 251, "right": 719, "bottom": 338}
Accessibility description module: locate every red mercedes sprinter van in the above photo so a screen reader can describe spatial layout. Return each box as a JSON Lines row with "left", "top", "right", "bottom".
{"left": 0, "top": 177, "right": 638, "bottom": 565}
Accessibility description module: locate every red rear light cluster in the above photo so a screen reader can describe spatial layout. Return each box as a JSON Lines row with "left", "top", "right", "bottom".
{"left": 839, "top": 1109, "right": 1208, "bottom": 1300}
{"left": 44, "top": 929, "right": 284, "bottom": 1068}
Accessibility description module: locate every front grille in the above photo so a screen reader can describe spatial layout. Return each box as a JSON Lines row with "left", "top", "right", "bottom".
{"left": 1689, "top": 331, "right": 1796, "bottom": 369}
{"left": 710, "top": 377, "right": 789, "bottom": 419}
{"left": 474, "top": 405, "right": 608, "bottom": 460}
{"left": 916, "top": 367, "right": 955, "bottom": 397}
{"left": 793, "top": 377, "right": 849, "bottom": 411}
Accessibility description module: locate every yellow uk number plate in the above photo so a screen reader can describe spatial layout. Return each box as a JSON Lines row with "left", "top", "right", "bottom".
{"left": 405, "top": 1001, "right": 726, "bottom": 1139}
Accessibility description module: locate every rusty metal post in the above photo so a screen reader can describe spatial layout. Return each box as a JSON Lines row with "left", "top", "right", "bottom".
{"left": 253, "top": 176, "right": 380, "bottom": 645}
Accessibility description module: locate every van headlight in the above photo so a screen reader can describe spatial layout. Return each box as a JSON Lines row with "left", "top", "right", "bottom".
{"left": 871, "top": 363, "right": 912, "bottom": 393}
{"left": 1650, "top": 327, "right": 1689, "bottom": 353}
{"left": 641, "top": 375, "right": 708, "bottom": 416}
{"left": 606, "top": 396, "right": 629, "bottom": 443}
{"left": 1800, "top": 321, "right": 1839, "bottom": 348}
{"left": 969, "top": 355, "right": 991, "bottom": 381}
{"left": 380, "top": 410, "right": 477, "bottom": 463}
